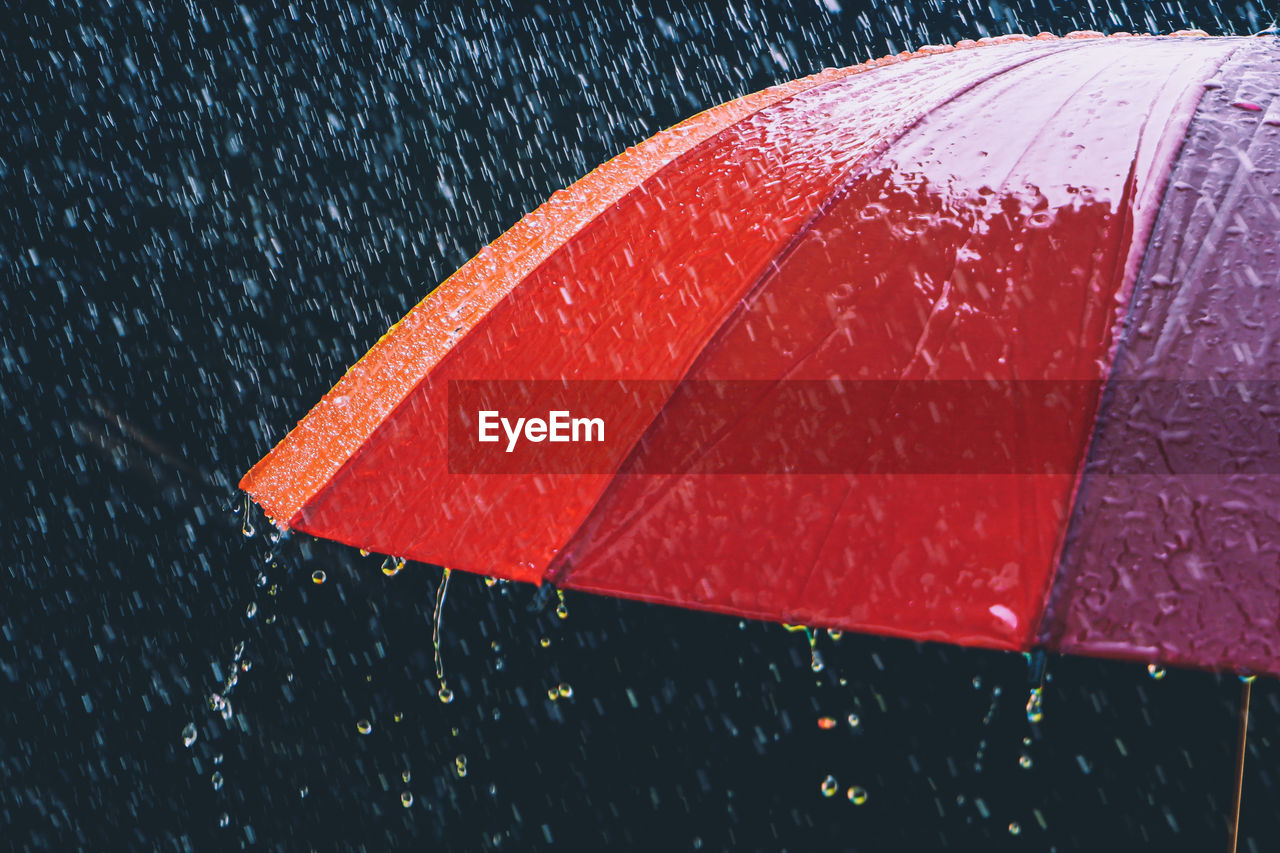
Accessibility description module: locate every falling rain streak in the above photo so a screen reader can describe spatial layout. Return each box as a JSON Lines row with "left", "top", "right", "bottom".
{"left": 9, "top": 1, "right": 1279, "bottom": 850}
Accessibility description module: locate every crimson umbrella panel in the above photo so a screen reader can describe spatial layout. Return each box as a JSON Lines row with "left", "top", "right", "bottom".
{"left": 241, "top": 34, "right": 1280, "bottom": 677}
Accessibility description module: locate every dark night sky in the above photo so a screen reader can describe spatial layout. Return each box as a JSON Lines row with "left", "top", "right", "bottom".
{"left": 4, "top": 1, "right": 1279, "bottom": 850}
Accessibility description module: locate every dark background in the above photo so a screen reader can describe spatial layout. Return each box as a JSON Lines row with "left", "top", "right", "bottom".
{"left": 5, "top": 1, "right": 1279, "bottom": 850}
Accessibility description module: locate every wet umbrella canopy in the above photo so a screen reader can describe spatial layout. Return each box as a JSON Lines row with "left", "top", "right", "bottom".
{"left": 7, "top": 2, "right": 1280, "bottom": 851}
{"left": 245, "top": 31, "right": 1280, "bottom": 678}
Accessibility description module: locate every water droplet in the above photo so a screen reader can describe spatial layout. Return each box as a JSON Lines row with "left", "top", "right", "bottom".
{"left": 847, "top": 786, "right": 868, "bottom": 805}
{"left": 382, "top": 556, "right": 404, "bottom": 577}
{"left": 401, "top": 791, "right": 413, "bottom": 807}
{"left": 847, "top": 714, "right": 860, "bottom": 729}
{"left": 817, "top": 716, "right": 837, "bottom": 730}
{"left": 547, "top": 687, "right": 560, "bottom": 701}
{"left": 539, "top": 637, "right": 551, "bottom": 648}
{"left": 787, "top": 625, "right": 823, "bottom": 672}
{"left": 433, "top": 568, "right": 452, "bottom": 701}
{"left": 211, "top": 771, "right": 224, "bottom": 791}
{"left": 558, "top": 683, "right": 573, "bottom": 699}
{"left": 1025, "top": 687, "right": 1044, "bottom": 724}
{"left": 827, "top": 629, "right": 843, "bottom": 641}
{"left": 311, "top": 570, "right": 326, "bottom": 585}
{"left": 299, "top": 786, "right": 308, "bottom": 799}
{"left": 241, "top": 517, "right": 255, "bottom": 538}
{"left": 820, "top": 775, "right": 838, "bottom": 797}
{"left": 359, "top": 548, "right": 370, "bottom": 557}
{"left": 218, "top": 812, "right": 230, "bottom": 828}
{"left": 402, "top": 769, "right": 411, "bottom": 783}
{"left": 972, "top": 676, "right": 982, "bottom": 689}
{"left": 356, "top": 719, "right": 372, "bottom": 735}
{"left": 484, "top": 576, "right": 498, "bottom": 587}
{"left": 1019, "top": 752, "right": 1033, "bottom": 769}
{"left": 555, "top": 589, "right": 569, "bottom": 619}
{"left": 182, "top": 722, "right": 197, "bottom": 747}
{"left": 1008, "top": 821, "right": 1022, "bottom": 836}
{"left": 455, "top": 755, "right": 468, "bottom": 778}
{"left": 1241, "top": 674, "right": 1257, "bottom": 684}
{"left": 393, "top": 712, "right": 404, "bottom": 723}
{"left": 245, "top": 602, "right": 257, "bottom": 619}
{"left": 1147, "top": 664, "right": 1166, "bottom": 680}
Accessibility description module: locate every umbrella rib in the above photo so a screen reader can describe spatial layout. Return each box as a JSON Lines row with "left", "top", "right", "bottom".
{"left": 550, "top": 43, "right": 1092, "bottom": 586}
{"left": 785, "top": 38, "right": 1234, "bottom": 630}
{"left": 272, "top": 64, "right": 886, "bottom": 552}
{"left": 737, "top": 52, "right": 1122, "bottom": 608}
{"left": 1024, "top": 49, "right": 1222, "bottom": 648}
{"left": 243, "top": 60, "right": 876, "bottom": 530}
{"left": 707, "top": 45, "right": 1108, "bottom": 618}
{"left": 552, "top": 42, "right": 1096, "bottom": 600}
{"left": 1033, "top": 38, "right": 1263, "bottom": 651}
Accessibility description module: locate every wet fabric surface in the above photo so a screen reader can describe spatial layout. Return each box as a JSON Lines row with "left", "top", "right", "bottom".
{"left": 1043, "top": 39, "right": 1280, "bottom": 675}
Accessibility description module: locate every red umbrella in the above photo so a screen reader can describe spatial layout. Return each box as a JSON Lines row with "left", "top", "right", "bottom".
{"left": 242, "top": 31, "right": 1280, "bottom": 679}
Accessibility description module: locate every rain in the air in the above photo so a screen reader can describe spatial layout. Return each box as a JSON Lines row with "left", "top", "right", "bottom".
{"left": 6, "top": 1, "right": 1280, "bottom": 850}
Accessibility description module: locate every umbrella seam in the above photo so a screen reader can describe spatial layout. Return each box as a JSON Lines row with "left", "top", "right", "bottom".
{"left": 277, "top": 39, "right": 1123, "bottom": 543}
{"left": 1033, "top": 38, "right": 1259, "bottom": 652}
{"left": 549, "top": 40, "right": 1097, "bottom": 603}
{"left": 248, "top": 63, "right": 870, "bottom": 529}
{"left": 277, "top": 63, "right": 877, "bottom": 537}
{"left": 782, "top": 42, "right": 1123, "bottom": 631}
{"left": 309, "top": 43, "right": 1072, "bottom": 572}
